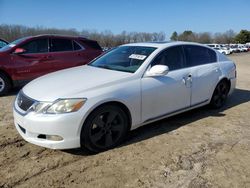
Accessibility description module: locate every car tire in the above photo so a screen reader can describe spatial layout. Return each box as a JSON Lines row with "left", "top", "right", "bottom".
{"left": 210, "top": 80, "right": 229, "bottom": 109}
{"left": 0, "top": 72, "right": 11, "bottom": 96}
{"left": 81, "top": 104, "right": 129, "bottom": 153}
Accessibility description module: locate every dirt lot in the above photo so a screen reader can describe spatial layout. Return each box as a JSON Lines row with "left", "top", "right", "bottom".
{"left": 0, "top": 53, "right": 250, "bottom": 188}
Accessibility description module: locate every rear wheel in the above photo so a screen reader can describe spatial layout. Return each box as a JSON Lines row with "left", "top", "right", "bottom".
{"left": 210, "top": 80, "right": 229, "bottom": 109}
{"left": 81, "top": 105, "right": 129, "bottom": 153}
{"left": 0, "top": 73, "right": 11, "bottom": 96}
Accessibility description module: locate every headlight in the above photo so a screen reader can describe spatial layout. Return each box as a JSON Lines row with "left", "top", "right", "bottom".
{"left": 46, "top": 99, "right": 86, "bottom": 114}
{"left": 32, "top": 102, "right": 52, "bottom": 113}
{"left": 31, "top": 99, "right": 86, "bottom": 114}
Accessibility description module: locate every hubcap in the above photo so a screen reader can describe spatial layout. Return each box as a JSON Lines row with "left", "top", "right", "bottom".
{"left": 89, "top": 110, "right": 124, "bottom": 148}
{"left": 0, "top": 77, "right": 5, "bottom": 92}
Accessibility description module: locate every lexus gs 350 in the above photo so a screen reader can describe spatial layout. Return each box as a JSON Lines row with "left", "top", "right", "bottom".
{"left": 13, "top": 42, "right": 236, "bottom": 152}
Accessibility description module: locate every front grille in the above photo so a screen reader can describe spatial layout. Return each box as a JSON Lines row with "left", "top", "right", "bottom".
{"left": 17, "top": 91, "right": 35, "bottom": 111}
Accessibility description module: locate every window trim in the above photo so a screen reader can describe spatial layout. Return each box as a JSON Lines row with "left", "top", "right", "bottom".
{"left": 143, "top": 44, "right": 218, "bottom": 78}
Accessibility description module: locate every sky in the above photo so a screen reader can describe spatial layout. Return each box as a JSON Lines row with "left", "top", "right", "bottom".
{"left": 0, "top": 0, "right": 249, "bottom": 39}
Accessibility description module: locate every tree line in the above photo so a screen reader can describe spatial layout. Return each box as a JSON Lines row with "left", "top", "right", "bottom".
{"left": 0, "top": 24, "right": 165, "bottom": 47}
{"left": 170, "top": 30, "right": 250, "bottom": 44}
{"left": 0, "top": 24, "right": 249, "bottom": 47}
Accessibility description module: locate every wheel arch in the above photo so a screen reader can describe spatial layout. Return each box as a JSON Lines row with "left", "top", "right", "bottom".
{"left": 218, "top": 77, "right": 231, "bottom": 91}
{"left": 79, "top": 100, "right": 132, "bottom": 135}
{"left": 0, "top": 69, "right": 13, "bottom": 86}
{"left": 210, "top": 77, "right": 231, "bottom": 102}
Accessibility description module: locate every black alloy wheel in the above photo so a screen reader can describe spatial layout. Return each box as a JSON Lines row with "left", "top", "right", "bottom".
{"left": 210, "top": 80, "right": 229, "bottom": 109}
{"left": 81, "top": 105, "right": 129, "bottom": 152}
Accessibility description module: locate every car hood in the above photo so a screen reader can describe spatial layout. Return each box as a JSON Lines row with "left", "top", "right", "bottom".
{"left": 23, "top": 65, "right": 132, "bottom": 101}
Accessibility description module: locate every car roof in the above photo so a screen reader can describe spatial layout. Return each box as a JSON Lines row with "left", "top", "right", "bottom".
{"left": 122, "top": 41, "right": 208, "bottom": 49}
{"left": 22, "top": 34, "right": 92, "bottom": 41}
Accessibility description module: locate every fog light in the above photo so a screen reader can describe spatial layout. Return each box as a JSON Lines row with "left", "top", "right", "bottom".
{"left": 46, "top": 135, "right": 63, "bottom": 141}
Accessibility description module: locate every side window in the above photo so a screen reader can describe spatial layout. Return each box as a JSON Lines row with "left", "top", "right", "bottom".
{"left": 50, "top": 38, "right": 73, "bottom": 52}
{"left": 151, "top": 46, "right": 185, "bottom": 71}
{"left": 184, "top": 45, "right": 216, "bottom": 67}
{"left": 73, "top": 41, "right": 82, "bottom": 51}
{"left": 21, "top": 38, "right": 48, "bottom": 54}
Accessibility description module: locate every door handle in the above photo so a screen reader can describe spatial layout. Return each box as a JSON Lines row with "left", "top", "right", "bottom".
{"left": 182, "top": 77, "right": 187, "bottom": 85}
{"left": 41, "top": 55, "right": 53, "bottom": 60}
{"left": 183, "top": 74, "right": 192, "bottom": 85}
{"left": 214, "top": 68, "right": 219, "bottom": 72}
{"left": 46, "top": 55, "right": 53, "bottom": 59}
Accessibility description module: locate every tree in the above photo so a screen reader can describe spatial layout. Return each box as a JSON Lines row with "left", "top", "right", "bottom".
{"left": 170, "top": 31, "right": 178, "bottom": 41}
{"left": 234, "top": 30, "right": 250, "bottom": 43}
{"left": 178, "top": 30, "right": 195, "bottom": 41}
{"left": 224, "top": 29, "right": 236, "bottom": 44}
{"left": 198, "top": 32, "right": 212, "bottom": 44}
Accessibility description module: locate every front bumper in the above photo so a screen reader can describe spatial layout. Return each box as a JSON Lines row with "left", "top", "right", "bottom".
{"left": 13, "top": 108, "right": 83, "bottom": 149}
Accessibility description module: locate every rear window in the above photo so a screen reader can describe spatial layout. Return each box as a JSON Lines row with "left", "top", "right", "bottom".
{"left": 81, "top": 40, "right": 102, "bottom": 50}
{"left": 50, "top": 38, "right": 73, "bottom": 52}
{"left": 184, "top": 45, "right": 217, "bottom": 67}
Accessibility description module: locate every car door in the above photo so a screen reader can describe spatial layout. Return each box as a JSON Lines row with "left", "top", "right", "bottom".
{"left": 11, "top": 37, "right": 54, "bottom": 80}
{"left": 49, "top": 38, "right": 89, "bottom": 71}
{"left": 183, "top": 45, "right": 220, "bottom": 106}
{"left": 141, "top": 46, "right": 192, "bottom": 123}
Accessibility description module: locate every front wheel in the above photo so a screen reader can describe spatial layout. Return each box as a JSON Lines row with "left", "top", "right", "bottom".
{"left": 210, "top": 80, "right": 229, "bottom": 109}
{"left": 81, "top": 105, "right": 129, "bottom": 153}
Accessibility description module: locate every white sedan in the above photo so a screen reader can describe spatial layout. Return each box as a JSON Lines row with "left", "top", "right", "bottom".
{"left": 13, "top": 42, "right": 236, "bottom": 152}
{"left": 214, "top": 47, "right": 231, "bottom": 55}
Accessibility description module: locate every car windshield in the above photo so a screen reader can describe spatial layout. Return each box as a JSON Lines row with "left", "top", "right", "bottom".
{"left": 89, "top": 46, "right": 156, "bottom": 73}
{"left": 0, "top": 37, "right": 29, "bottom": 52}
{"left": 0, "top": 40, "right": 8, "bottom": 48}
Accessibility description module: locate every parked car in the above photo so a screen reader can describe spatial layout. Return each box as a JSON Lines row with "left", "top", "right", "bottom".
{"left": 0, "top": 38, "right": 8, "bottom": 48}
{"left": 207, "top": 44, "right": 220, "bottom": 48}
{"left": 214, "top": 47, "right": 230, "bottom": 55}
{"left": 239, "top": 46, "right": 248, "bottom": 52}
{"left": 0, "top": 35, "right": 102, "bottom": 95}
{"left": 228, "top": 46, "right": 234, "bottom": 54}
{"left": 13, "top": 42, "right": 236, "bottom": 152}
{"left": 230, "top": 45, "right": 240, "bottom": 53}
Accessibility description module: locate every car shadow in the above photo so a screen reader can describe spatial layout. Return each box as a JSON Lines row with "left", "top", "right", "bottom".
{"left": 124, "top": 88, "right": 250, "bottom": 146}
{"left": 64, "top": 88, "right": 250, "bottom": 156}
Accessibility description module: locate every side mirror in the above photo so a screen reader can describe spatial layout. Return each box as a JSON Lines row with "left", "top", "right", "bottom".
{"left": 13, "top": 48, "right": 26, "bottom": 54}
{"left": 145, "top": 65, "right": 169, "bottom": 77}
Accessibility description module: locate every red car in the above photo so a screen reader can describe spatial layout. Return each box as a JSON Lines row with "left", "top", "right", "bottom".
{"left": 0, "top": 35, "right": 102, "bottom": 95}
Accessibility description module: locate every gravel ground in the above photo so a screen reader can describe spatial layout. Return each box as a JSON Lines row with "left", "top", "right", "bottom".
{"left": 0, "top": 53, "right": 250, "bottom": 188}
